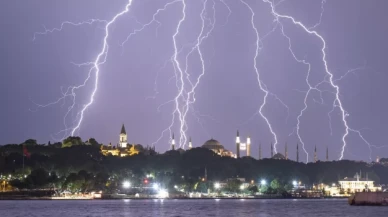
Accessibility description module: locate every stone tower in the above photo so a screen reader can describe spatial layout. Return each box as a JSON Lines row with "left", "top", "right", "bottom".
{"left": 119, "top": 124, "right": 127, "bottom": 148}
{"left": 285, "top": 142, "right": 288, "bottom": 160}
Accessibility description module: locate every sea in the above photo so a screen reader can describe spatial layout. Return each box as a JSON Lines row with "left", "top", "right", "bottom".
{"left": 0, "top": 199, "right": 387, "bottom": 217}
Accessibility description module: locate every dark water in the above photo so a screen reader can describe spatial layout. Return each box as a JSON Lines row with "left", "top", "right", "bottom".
{"left": 0, "top": 199, "right": 387, "bottom": 217}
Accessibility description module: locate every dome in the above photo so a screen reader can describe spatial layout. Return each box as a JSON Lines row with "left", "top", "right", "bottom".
{"left": 272, "top": 153, "right": 286, "bottom": 160}
{"left": 202, "top": 139, "right": 225, "bottom": 151}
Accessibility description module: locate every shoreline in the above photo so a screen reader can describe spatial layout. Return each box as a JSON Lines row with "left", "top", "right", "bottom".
{"left": 0, "top": 196, "right": 348, "bottom": 201}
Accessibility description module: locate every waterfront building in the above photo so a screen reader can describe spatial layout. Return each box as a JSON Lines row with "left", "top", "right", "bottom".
{"left": 339, "top": 173, "right": 382, "bottom": 194}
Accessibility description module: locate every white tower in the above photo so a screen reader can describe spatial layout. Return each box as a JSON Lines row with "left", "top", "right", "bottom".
{"left": 171, "top": 133, "right": 175, "bottom": 150}
{"left": 246, "top": 136, "right": 251, "bottom": 157}
{"left": 188, "top": 137, "right": 192, "bottom": 150}
{"left": 119, "top": 124, "right": 127, "bottom": 148}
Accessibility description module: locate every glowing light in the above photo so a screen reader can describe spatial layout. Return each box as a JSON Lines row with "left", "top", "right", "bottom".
{"left": 157, "top": 189, "right": 169, "bottom": 199}
{"left": 240, "top": 185, "right": 245, "bottom": 190}
{"left": 153, "top": 183, "right": 160, "bottom": 190}
{"left": 292, "top": 181, "right": 297, "bottom": 186}
{"left": 240, "top": 143, "right": 246, "bottom": 150}
{"left": 261, "top": 180, "right": 267, "bottom": 185}
{"left": 214, "top": 182, "right": 220, "bottom": 189}
{"left": 122, "top": 181, "right": 131, "bottom": 188}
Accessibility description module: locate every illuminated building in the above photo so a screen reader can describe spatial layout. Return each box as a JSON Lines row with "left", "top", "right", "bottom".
{"left": 100, "top": 124, "right": 140, "bottom": 157}
{"left": 339, "top": 173, "right": 382, "bottom": 194}
{"left": 201, "top": 139, "right": 235, "bottom": 158}
{"left": 119, "top": 124, "right": 127, "bottom": 148}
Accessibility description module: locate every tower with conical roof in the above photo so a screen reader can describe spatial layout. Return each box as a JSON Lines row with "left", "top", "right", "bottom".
{"left": 188, "top": 137, "right": 192, "bottom": 150}
{"left": 236, "top": 130, "right": 240, "bottom": 158}
{"left": 119, "top": 124, "right": 128, "bottom": 148}
{"left": 314, "top": 145, "right": 317, "bottom": 163}
{"left": 270, "top": 142, "right": 273, "bottom": 158}
{"left": 171, "top": 133, "right": 175, "bottom": 150}
{"left": 285, "top": 142, "right": 288, "bottom": 160}
{"left": 296, "top": 143, "right": 299, "bottom": 162}
{"left": 247, "top": 136, "right": 251, "bottom": 157}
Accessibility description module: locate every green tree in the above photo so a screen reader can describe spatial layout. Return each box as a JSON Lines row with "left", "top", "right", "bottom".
{"left": 62, "top": 137, "right": 83, "bottom": 148}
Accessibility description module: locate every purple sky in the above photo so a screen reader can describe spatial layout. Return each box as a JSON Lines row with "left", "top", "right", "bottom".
{"left": 1, "top": 0, "right": 388, "bottom": 162}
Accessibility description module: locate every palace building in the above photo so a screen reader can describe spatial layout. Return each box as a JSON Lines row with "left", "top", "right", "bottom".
{"left": 100, "top": 124, "right": 140, "bottom": 157}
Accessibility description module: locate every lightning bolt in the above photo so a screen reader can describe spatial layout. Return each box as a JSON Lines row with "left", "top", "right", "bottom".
{"left": 32, "top": 0, "right": 135, "bottom": 139}
{"left": 263, "top": 0, "right": 375, "bottom": 161}
{"left": 240, "top": 0, "right": 280, "bottom": 154}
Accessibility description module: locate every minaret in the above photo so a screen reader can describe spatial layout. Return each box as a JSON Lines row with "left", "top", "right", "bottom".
{"left": 236, "top": 130, "right": 240, "bottom": 158}
{"left": 326, "top": 146, "right": 329, "bottom": 161}
{"left": 285, "top": 142, "right": 288, "bottom": 160}
{"left": 270, "top": 142, "right": 273, "bottom": 158}
{"left": 246, "top": 136, "right": 251, "bottom": 157}
{"left": 188, "top": 137, "right": 192, "bottom": 150}
{"left": 314, "top": 145, "right": 317, "bottom": 163}
{"left": 296, "top": 143, "right": 299, "bottom": 162}
{"left": 259, "top": 143, "right": 262, "bottom": 160}
{"left": 119, "top": 124, "right": 128, "bottom": 148}
{"left": 171, "top": 133, "right": 175, "bottom": 150}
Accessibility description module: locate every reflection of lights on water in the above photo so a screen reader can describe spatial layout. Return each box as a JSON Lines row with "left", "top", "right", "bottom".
{"left": 124, "top": 199, "right": 130, "bottom": 203}
{"left": 240, "top": 199, "right": 245, "bottom": 201}
{"left": 215, "top": 198, "right": 220, "bottom": 201}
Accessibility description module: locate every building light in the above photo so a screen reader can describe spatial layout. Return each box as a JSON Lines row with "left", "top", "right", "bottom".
{"left": 153, "top": 183, "right": 159, "bottom": 190}
{"left": 292, "top": 181, "right": 297, "bottom": 186}
{"left": 214, "top": 183, "right": 220, "bottom": 189}
{"left": 236, "top": 137, "right": 240, "bottom": 143}
{"left": 122, "top": 181, "right": 131, "bottom": 188}
{"left": 157, "top": 189, "right": 169, "bottom": 199}
{"left": 240, "top": 143, "right": 246, "bottom": 150}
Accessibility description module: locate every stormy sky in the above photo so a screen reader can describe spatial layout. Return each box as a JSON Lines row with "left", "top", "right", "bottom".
{"left": 1, "top": 0, "right": 388, "bottom": 162}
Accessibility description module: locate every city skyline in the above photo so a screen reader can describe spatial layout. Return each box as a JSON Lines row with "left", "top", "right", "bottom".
{"left": 1, "top": 0, "right": 388, "bottom": 163}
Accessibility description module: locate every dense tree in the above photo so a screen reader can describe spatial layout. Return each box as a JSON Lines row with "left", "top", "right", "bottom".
{"left": 1, "top": 140, "right": 388, "bottom": 194}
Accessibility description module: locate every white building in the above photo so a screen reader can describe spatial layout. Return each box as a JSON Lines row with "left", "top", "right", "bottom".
{"left": 339, "top": 173, "right": 381, "bottom": 194}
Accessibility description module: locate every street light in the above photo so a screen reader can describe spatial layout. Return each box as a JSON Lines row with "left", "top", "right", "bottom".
{"left": 214, "top": 182, "right": 220, "bottom": 189}
{"left": 153, "top": 183, "right": 159, "bottom": 190}
{"left": 240, "top": 185, "right": 245, "bottom": 190}
{"left": 122, "top": 181, "right": 131, "bottom": 188}
{"left": 292, "top": 180, "right": 297, "bottom": 186}
{"left": 260, "top": 180, "right": 267, "bottom": 185}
